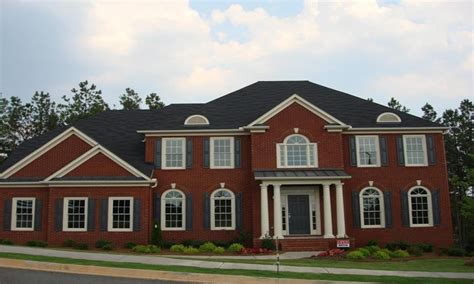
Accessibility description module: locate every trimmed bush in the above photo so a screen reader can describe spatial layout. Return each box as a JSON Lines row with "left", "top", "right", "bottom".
{"left": 1, "top": 240, "right": 13, "bottom": 245}
{"left": 227, "top": 243, "right": 244, "bottom": 253}
{"left": 440, "top": 247, "right": 466, "bottom": 257}
{"left": 183, "top": 246, "right": 199, "bottom": 254}
{"left": 183, "top": 240, "right": 205, "bottom": 248}
{"left": 373, "top": 250, "right": 391, "bottom": 260}
{"left": 96, "top": 239, "right": 111, "bottom": 249}
{"left": 346, "top": 250, "right": 365, "bottom": 260}
{"left": 63, "top": 239, "right": 77, "bottom": 248}
{"left": 390, "top": 249, "right": 410, "bottom": 258}
{"left": 385, "top": 241, "right": 409, "bottom": 251}
{"left": 133, "top": 245, "right": 160, "bottom": 254}
{"left": 261, "top": 238, "right": 275, "bottom": 251}
{"left": 213, "top": 247, "right": 225, "bottom": 254}
{"left": 124, "top": 242, "right": 137, "bottom": 249}
{"left": 366, "top": 245, "right": 380, "bottom": 255}
{"left": 366, "top": 240, "right": 378, "bottom": 246}
{"left": 26, "top": 240, "right": 48, "bottom": 247}
{"left": 170, "top": 244, "right": 186, "bottom": 253}
{"left": 415, "top": 243, "right": 433, "bottom": 253}
{"left": 75, "top": 243, "right": 88, "bottom": 250}
{"left": 407, "top": 246, "right": 423, "bottom": 256}
{"left": 357, "top": 247, "right": 371, "bottom": 257}
{"left": 101, "top": 243, "right": 113, "bottom": 251}
{"left": 199, "top": 242, "right": 217, "bottom": 253}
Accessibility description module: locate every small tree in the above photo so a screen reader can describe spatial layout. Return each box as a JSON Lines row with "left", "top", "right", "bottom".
{"left": 388, "top": 97, "right": 410, "bottom": 113}
{"left": 421, "top": 103, "right": 440, "bottom": 123}
{"left": 145, "top": 93, "right": 165, "bottom": 110}
{"left": 30, "top": 91, "right": 59, "bottom": 136}
{"left": 119, "top": 88, "right": 142, "bottom": 110}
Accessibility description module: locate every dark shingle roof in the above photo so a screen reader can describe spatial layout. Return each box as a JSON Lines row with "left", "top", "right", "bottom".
{"left": 254, "top": 169, "right": 351, "bottom": 179}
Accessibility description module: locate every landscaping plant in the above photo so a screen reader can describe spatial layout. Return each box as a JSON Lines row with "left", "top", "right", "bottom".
{"left": 346, "top": 250, "right": 365, "bottom": 260}
{"left": 124, "top": 242, "right": 137, "bottom": 249}
{"left": 199, "top": 242, "right": 217, "bottom": 253}
{"left": 133, "top": 245, "right": 160, "bottom": 254}
{"left": 373, "top": 250, "right": 391, "bottom": 260}
{"left": 183, "top": 246, "right": 199, "bottom": 254}
{"left": 170, "top": 244, "right": 186, "bottom": 253}
{"left": 213, "top": 247, "right": 225, "bottom": 254}
{"left": 227, "top": 243, "right": 244, "bottom": 253}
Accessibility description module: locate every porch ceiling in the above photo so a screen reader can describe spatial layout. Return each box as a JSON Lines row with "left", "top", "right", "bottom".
{"left": 254, "top": 169, "right": 351, "bottom": 180}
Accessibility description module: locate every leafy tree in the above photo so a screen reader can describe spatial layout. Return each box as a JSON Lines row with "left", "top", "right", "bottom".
{"left": 119, "top": 88, "right": 142, "bottom": 110}
{"left": 387, "top": 97, "right": 410, "bottom": 113}
{"left": 367, "top": 98, "right": 373, "bottom": 102}
{"left": 59, "top": 81, "right": 109, "bottom": 124}
{"left": 145, "top": 93, "right": 165, "bottom": 110}
{"left": 30, "top": 91, "right": 59, "bottom": 136}
{"left": 421, "top": 103, "right": 440, "bottom": 122}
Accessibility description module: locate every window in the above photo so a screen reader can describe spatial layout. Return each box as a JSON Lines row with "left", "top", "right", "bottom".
{"left": 408, "top": 187, "right": 433, "bottom": 227}
{"left": 11, "top": 198, "right": 35, "bottom": 231}
{"left": 108, "top": 197, "right": 133, "bottom": 232}
{"left": 403, "top": 135, "right": 427, "bottom": 166}
{"left": 211, "top": 189, "right": 235, "bottom": 230}
{"left": 184, "top": 115, "right": 209, "bottom": 125}
{"left": 161, "top": 190, "right": 185, "bottom": 230}
{"left": 277, "top": 134, "right": 317, "bottom": 168}
{"left": 376, "top": 112, "right": 401, "bottom": 123}
{"left": 359, "top": 188, "right": 385, "bottom": 228}
{"left": 210, "top": 137, "right": 234, "bottom": 168}
{"left": 162, "top": 138, "right": 186, "bottom": 169}
{"left": 356, "top": 136, "right": 380, "bottom": 167}
{"left": 63, "top": 198, "right": 88, "bottom": 232}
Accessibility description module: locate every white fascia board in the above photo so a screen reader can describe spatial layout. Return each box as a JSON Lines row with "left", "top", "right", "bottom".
{"left": 343, "top": 127, "right": 447, "bottom": 134}
{"left": 0, "top": 127, "right": 98, "bottom": 178}
{"left": 255, "top": 175, "right": 352, "bottom": 181}
{"left": 137, "top": 129, "right": 245, "bottom": 134}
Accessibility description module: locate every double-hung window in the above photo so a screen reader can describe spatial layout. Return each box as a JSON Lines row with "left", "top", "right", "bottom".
{"left": 11, "top": 198, "right": 35, "bottom": 231}
{"left": 161, "top": 190, "right": 185, "bottom": 230}
{"left": 162, "top": 138, "right": 186, "bottom": 169}
{"left": 356, "top": 136, "right": 380, "bottom": 167}
{"left": 108, "top": 197, "right": 133, "bottom": 232}
{"left": 277, "top": 134, "right": 317, "bottom": 168}
{"left": 210, "top": 137, "right": 234, "bottom": 168}
{"left": 403, "top": 135, "right": 427, "bottom": 166}
{"left": 211, "top": 189, "right": 235, "bottom": 230}
{"left": 63, "top": 198, "right": 88, "bottom": 232}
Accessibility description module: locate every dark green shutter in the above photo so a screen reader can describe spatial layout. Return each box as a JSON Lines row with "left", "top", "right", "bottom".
{"left": 234, "top": 137, "right": 241, "bottom": 168}
{"left": 55, "top": 198, "right": 63, "bottom": 232}
{"left": 155, "top": 138, "right": 162, "bottom": 168}
{"left": 34, "top": 199, "right": 42, "bottom": 231}
{"left": 203, "top": 137, "right": 210, "bottom": 168}
{"left": 203, "top": 192, "right": 210, "bottom": 230}
{"left": 186, "top": 193, "right": 193, "bottom": 231}
{"left": 186, "top": 138, "right": 193, "bottom": 168}
{"left": 379, "top": 136, "right": 388, "bottom": 166}
{"left": 352, "top": 191, "right": 360, "bottom": 228}
{"left": 154, "top": 193, "right": 161, "bottom": 221}
{"left": 427, "top": 135, "right": 436, "bottom": 165}
{"left": 236, "top": 192, "right": 243, "bottom": 230}
{"left": 87, "top": 198, "right": 95, "bottom": 232}
{"left": 133, "top": 198, "right": 141, "bottom": 231}
{"left": 3, "top": 199, "right": 12, "bottom": 231}
{"left": 383, "top": 192, "right": 392, "bottom": 228}
{"left": 396, "top": 136, "right": 405, "bottom": 166}
{"left": 432, "top": 189, "right": 441, "bottom": 226}
{"left": 349, "top": 136, "right": 357, "bottom": 166}
{"left": 401, "top": 190, "right": 409, "bottom": 227}
{"left": 100, "top": 199, "right": 108, "bottom": 231}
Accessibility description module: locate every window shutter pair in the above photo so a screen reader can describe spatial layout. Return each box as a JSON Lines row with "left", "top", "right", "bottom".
{"left": 55, "top": 198, "right": 96, "bottom": 232}
{"left": 401, "top": 188, "right": 441, "bottom": 226}
{"left": 154, "top": 192, "right": 193, "bottom": 231}
{"left": 203, "top": 137, "right": 241, "bottom": 168}
{"left": 396, "top": 135, "right": 436, "bottom": 166}
{"left": 202, "top": 192, "right": 242, "bottom": 230}
{"left": 349, "top": 136, "right": 388, "bottom": 166}
{"left": 352, "top": 190, "right": 392, "bottom": 228}
{"left": 154, "top": 138, "right": 193, "bottom": 168}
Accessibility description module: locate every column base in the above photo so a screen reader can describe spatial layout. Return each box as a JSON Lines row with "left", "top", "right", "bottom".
{"left": 323, "top": 234, "right": 335, "bottom": 239}
{"left": 336, "top": 234, "right": 348, "bottom": 238}
{"left": 273, "top": 235, "right": 284, "bottom": 240}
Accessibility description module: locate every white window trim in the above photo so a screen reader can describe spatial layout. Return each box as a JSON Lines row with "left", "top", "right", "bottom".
{"left": 210, "top": 137, "right": 234, "bottom": 169}
{"left": 376, "top": 112, "right": 402, "bottom": 123}
{"left": 162, "top": 137, "right": 186, "bottom": 170}
{"left": 184, "top": 115, "right": 210, "bottom": 125}
{"left": 277, "top": 135, "right": 318, "bottom": 168}
{"left": 403, "top": 135, "right": 428, "bottom": 167}
{"left": 161, "top": 189, "right": 186, "bottom": 231}
{"left": 355, "top": 135, "right": 381, "bottom": 168}
{"left": 11, "top": 197, "right": 35, "bottom": 231}
{"left": 359, "top": 187, "right": 385, "bottom": 229}
{"left": 107, "top": 197, "right": 133, "bottom": 232}
{"left": 408, "top": 186, "right": 433, "bottom": 227}
{"left": 63, "top": 197, "right": 88, "bottom": 232}
{"left": 210, "top": 188, "right": 235, "bottom": 231}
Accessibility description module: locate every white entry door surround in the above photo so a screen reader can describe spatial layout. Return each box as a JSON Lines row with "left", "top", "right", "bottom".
{"left": 281, "top": 186, "right": 321, "bottom": 236}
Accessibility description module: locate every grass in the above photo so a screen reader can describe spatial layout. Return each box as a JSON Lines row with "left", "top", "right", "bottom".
{"left": 0, "top": 252, "right": 471, "bottom": 283}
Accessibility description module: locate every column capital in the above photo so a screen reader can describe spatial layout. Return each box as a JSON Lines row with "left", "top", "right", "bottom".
{"left": 273, "top": 183, "right": 282, "bottom": 189}
{"left": 260, "top": 184, "right": 268, "bottom": 189}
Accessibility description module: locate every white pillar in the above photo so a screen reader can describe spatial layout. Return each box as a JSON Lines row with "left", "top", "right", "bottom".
{"left": 260, "top": 184, "right": 269, "bottom": 238}
{"left": 323, "top": 183, "right": 335, "bottom": 238}
{"left": 273, "top": 184, "right": 284, "bottom": 239}
{"left": 336, "top": 183, "right": 347, "bottom": 238}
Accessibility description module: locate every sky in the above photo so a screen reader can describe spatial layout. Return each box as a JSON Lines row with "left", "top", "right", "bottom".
{"left": 1, "top": 0, "right": 472, "bottom": 116}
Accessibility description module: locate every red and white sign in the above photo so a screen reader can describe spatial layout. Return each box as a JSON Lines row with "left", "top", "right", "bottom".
{"left": 336, "top": 239, "right": 350, "bottom": 248}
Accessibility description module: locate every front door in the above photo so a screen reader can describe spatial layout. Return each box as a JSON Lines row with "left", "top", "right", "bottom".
{"left": 288, "top": 195, "right": 310, "bottom": 234}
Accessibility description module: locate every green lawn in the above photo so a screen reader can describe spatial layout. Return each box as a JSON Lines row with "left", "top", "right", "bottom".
{"left": 0, "top": 252, "right": 471, "bottom": 283}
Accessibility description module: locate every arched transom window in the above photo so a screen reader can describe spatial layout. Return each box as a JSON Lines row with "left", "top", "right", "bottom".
{"left": 359, "top": 187, "right": 385, "bottom": 228}
{"left": 161, "top": 189, "right": 186, "bottom": 230}
{"left": 277, "top": 134, "right": 317, "bottom": 168}
{"left": 211, "top": 189, "right": 235, "bottom": 230}
{"left": 408, "top": 187, "right": 433, "bottom": 227}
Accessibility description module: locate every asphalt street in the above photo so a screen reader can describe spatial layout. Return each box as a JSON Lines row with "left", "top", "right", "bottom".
{"left": 0, "top": 268, "right": 195, "bottom": 284}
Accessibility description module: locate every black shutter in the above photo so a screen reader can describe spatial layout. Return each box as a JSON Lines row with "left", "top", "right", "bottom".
{"left": 236, "top": 192, "right": 243, "bottom": 230}
{"left": 100, "top": 198, "right": 108, "bottom": 231}
{"left": 133, "top": 198, "right": 141, "bottom": 231}
{"left": 34, "top": 199, "right": 42, "bottom": 231}
{"left": 383, "top": 192, "right": 392, "bottom": 228}
{"left": 234, "top": 137, "right": 241, "bottom": 168}
{"left": 203, "top": 192, "right": 210, "bottom": 230}
{"left": 427, "top": 135, "right": 436, "bottom": 165}
{"left": 3, "top": 199, "right": 12, "bottom": 231}
{"left": 203, "top": 137, "right": 210, "bottom": 168}
{"left": 351, "top": 191, "right": 360, "bottom": 228}
{"left": 55, "top": 198, "right": 63, "bottom": 232}
{"left": 379, "top": 136, "right": 389, "bottom": 166}
{"left": 87, "top": 198, "right": 95, "bottom": 232}
{"left": 186, "top": 193, "right": 193, "bottom": 231}
{"left": 154, "top": 193, "right": 161, "bottom": 221}
{"left": 432, "top": 189, "right": 441, "bottom": 226}
{"left": 186, "top": 138, "right": 193, "bottom": 168}
{"left": 396, "top": 136, "right": 405, "bottom": 166}
{"left": 154, "top": 138, "right": 162, "bottom": 168}
{"left": 349, "top": 136, "right": 357, "bottom": 166}
{"left": 401, "top": 190, "right": 409, "bottom": 227}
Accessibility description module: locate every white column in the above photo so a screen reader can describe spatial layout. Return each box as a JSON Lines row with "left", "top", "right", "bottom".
{"left": 273, "top": 184, "right": 284, "bottom": 239}
{"left": 260, "top": 184, "right": 269, "bottom": 238}
{"left": 323, "top": 183, "right": 335, "bottom": 238}
{"left": 336, "top": 183, "right": 347, "bottom": 238}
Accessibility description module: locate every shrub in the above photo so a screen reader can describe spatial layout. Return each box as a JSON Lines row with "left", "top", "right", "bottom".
{"left": 124, "top": 242, "right": 137, "bottom": 249}
{"left": 101, "top": 243, "right": 113, "bottom": 251}
{"left": 75, "top": 243, "right": 88, "bottom": 250}
{"left": 63, "top": 239, "right": 77, "bottom": 248}
{"left": 162, "top": 241, "right": 176, "bottom": 249}
{"left": 183, "top": 246, "right": 199, "bottom": 254}
{"left": 95, "top": 239, "right": 111, "bottom": 249}
{"left": 346, "top": 250, "right": 365, "bottom": 260}
{"left": 261, "top": 237, "right": 275, "bottom": 251}
{"left": 232, "top": 230, "right": 253, "bottom": 248}
{"left": 1, "top": 240, "right": 13, "bottom": 245}
{"left": 227, "top": 243, "right": 244, "bottom": 253}
{"left": 366, "top": 245, "right": 380, "bottom": 255}
{"left": 373, "top": 250, "right": 391, "bottom": 260}
{"left": 199, "top": 242, "right": 217, "bottom": 253}
{"left": 440, "top": 247, "right": 466, "bottom": 257}
{"left": 170, "top": 244, "right": 186, "bottom": 253}
{"left": 385, "top": 241, "right": 409, "bottom": 251}
{"left": 133, "top": 245, "right": 160, "bottom": 254}
{"left": 415, "top": 243, "right": 433, "bottom": 253}
{"left": 390, "top": 249, "right": 410, "bottom": 258}
{"left": 213, "top": 247, "right": 225, "bottom": 254}
{"left": 357, "top": 247, "right": 371, "bottom": 257}
{"left": 407, "top": 246, "right": 423, "bottom": 256}
{"left": 366, "top": 240, "right": 378, "bottom": 246}
{"left": 26, "top": 240, "right": 47, "bottom": 247}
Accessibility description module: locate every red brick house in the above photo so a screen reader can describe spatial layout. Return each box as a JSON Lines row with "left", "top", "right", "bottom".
{"left": 0, "top": 81, "right": 454, "bottom": 250}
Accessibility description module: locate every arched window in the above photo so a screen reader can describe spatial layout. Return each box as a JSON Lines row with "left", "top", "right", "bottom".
{"left": 359, "top": 187, "right": 385, "bottom": 228}
{"left": 408, "top": 186, "right": 433, "bottom": 227}
{"left": 277, "top": 134, "right": 317, "bottom": 168}
{"left": 376, "top": 112, "right": 402, "bottom": 123}
{"left": 211, "top": 188, "right": 235, "bottom": 230}
{"left": 161, "top": 189, "right": 186, "bottom": 230}
{"left": 184, "top": 115, "right": 209, "bottom": 125}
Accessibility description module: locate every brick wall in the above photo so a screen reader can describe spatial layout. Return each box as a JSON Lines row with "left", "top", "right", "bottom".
{"left": 65, "top": 152, "right": 133, "bottom": 177}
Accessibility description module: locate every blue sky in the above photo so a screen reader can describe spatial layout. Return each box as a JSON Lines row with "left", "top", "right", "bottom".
{"left": 1, "top": 0, "right": 472, "bottom": 116}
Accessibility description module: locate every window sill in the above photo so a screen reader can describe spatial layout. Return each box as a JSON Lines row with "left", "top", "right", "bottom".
{"left": 161, "top": 227, "right": 186, "bottom": 231}
{"left": 357, "top": 164, "right": 381, "bottom": 168}
{"left": 404, "top": 164, "right": 428, "bottom": 167}
{"left": 63, "top": 228, "right": 87, "bottom": 232}
{"left": 11, "top": 228, "right": 34, "bottom": 231}
{"left": 211, "top": 227, "right": 235, "bottom": 231}
{"left": 361, "top": 225, "right": 385, "bottom": 229}
{"left": 409, "top": 224, "right": 433, "bottom": 228}
{"left": 107, "top": 229, "right": 133, "bottom": 232}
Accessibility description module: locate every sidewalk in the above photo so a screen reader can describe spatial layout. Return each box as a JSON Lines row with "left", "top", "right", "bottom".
{"left": 0, "top": 245, "right": 473, "bottom": 280}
